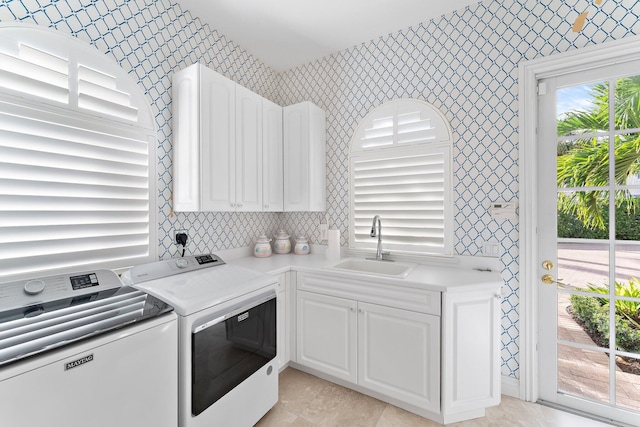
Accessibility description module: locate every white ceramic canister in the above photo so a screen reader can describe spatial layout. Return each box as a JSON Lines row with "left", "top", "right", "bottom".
{"left": 294, "top": 235, "right": 310, "bottom": 255}
{"left": 254, "top": 235, "right": 272, "bottom": 257}
{"left": 273, "top": 229, "right": 291, "bottom": 254}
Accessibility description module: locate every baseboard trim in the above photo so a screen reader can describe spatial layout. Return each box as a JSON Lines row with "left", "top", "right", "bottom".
{"left": 501, "top": 375, "right": 520, "bottom": 399}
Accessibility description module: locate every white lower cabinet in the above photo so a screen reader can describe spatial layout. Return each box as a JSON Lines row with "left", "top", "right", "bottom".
{"left": 293, "top": 271, "right": 500, "bottom": 425}
{"left": 441, "top": 289, "right": 501, "bottom": 422}
{"left": 358, "top": 302, "right": 440, "bottom": 412}
{"left": 276, "top": 272, "right": 291, "bottom": 371}
{"left": 296, "top": 291, "right": 357, "bottom": 382}
{"left": 296, "top": 290, "right": 439, "bottom": 413}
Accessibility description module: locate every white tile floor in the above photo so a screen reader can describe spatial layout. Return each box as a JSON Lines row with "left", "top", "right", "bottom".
{"left": 256, "top": 368, "right": 617, "bottom": 427}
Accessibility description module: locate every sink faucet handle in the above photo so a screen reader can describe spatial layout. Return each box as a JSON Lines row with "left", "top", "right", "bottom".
{"left": 370, "top": 215, "right": 381, "bottom": 237}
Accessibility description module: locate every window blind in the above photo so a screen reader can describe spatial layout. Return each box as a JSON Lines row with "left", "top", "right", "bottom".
{"left": 0, "top": 24, "right": 156, "bottom": 281}
{"left": 0, "top": 43, "right": 69, "bottom": 104}
{"left": 349, "top": 99, "right": 452, "bottom": 256}
{"left": 78, "top": 65, "right": 139, "bottom": 121}
{"left": 351, "top": 147, "right": 451, "bottom": 253}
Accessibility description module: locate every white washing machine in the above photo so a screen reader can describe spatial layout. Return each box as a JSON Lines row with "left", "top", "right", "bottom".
{"left": 122, "top": 253, "right": 279, "bottom": 427}
{"left": 0, "top": 269, "right": 178, "bottom": 427}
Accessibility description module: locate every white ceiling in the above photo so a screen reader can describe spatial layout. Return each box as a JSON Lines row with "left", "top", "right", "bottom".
{"left": 177, "top": 0, "right": 483, "bottom": 72}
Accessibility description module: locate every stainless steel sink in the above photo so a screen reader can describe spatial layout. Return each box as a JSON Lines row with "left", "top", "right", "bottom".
{"left": 330, "top": 259, "right": 416, "bottom": 278}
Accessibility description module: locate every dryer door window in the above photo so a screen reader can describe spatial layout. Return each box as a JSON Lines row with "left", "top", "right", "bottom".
{"left": 191, "top": 293, "right": 276, "bottom": 416}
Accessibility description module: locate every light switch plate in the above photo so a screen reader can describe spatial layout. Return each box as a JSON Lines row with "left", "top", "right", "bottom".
{"left": 320, "top": 223, "right": 328, "bottom": 242}
{"left": 482, "top": 240, "right": 501, "bottom": 258}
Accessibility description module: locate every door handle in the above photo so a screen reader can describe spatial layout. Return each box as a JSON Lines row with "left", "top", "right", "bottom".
{"left": 541, "top": 274, "right": 571, "bottom": 288}
{"left": 541, "top": 274, "right": 555, "bottom": 285}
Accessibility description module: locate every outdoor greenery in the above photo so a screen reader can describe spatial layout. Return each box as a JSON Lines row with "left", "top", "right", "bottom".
{"left": 560, "top": 77, "right": 640, "bottom": 363}
{"left": 570, "top": 278, "right": 640, "bottom": 354}
{"left": 556, "top": 76, "right": 640, "bottom": 232}
{"left": 557, "top": 205, "right": 640, "bottom": 240}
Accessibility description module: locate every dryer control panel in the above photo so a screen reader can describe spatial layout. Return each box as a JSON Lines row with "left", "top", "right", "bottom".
{"left": 123, "top": 254, "right": 225, "bottom": 285}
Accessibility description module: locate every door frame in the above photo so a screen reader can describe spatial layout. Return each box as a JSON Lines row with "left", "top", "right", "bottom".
{"left": 518, "top": 34, "right": 640, "bottom": 403}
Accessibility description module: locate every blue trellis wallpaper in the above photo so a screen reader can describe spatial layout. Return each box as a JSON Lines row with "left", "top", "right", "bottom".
{"left": 2, "top": 0, "right": 639, "bottom": 380}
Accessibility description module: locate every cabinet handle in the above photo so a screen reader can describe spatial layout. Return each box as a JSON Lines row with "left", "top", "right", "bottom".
{"left": 349, "top": 307, "right": 355, "bottom": 312}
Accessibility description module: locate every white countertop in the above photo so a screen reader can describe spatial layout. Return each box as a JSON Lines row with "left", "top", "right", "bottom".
{"left": 224, "top": 249, "right": 503, "bottom": 293}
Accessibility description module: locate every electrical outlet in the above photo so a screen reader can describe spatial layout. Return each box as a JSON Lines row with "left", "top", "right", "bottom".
{"left": 175, "top": 230, "right": 188, "bottom": 246}
{"left": 320, "top": 223, "right": 328, "bottom": 242}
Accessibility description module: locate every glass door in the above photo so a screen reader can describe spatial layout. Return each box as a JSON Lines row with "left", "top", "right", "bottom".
{"left": 537, "top": 62, "right": 640, "bottom": 424}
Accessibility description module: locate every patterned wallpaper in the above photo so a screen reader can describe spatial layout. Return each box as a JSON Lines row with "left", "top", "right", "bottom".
{"left": 0, "top": 0, "right": 283, "bottom": 259}
{"left": 276, "top": 0, "right": 640, "bottom": 379}
{"left": 1, "top": 0, "right": 639, "bottom": 380}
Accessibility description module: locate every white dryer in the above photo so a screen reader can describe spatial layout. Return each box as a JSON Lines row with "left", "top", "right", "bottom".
{"left": 122, "top": 253, "right": 279, "bottom": 427}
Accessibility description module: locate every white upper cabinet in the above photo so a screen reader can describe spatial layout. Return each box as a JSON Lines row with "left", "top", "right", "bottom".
{"left": 173, "top": 64, "right": 325, "bottom": 212}
{"left": 262, "top": 98, "right": 284, "bottom": 212}
{"left": 173, "top": 63, "right": 262, "bottom": 212}
{"left": 173, "top": 63, "right": 235, "bottom": 211}
{"left": 201, "top": 66, "right": 236, "bottom": 211}
{"left": 171, "top": 63, "right": 200, "bottom": 212}
{"left": 283, "top": 101, "right": 326, "bottom": 212}
{"left": 235, "top": 85, "right": 263, "bottom": 211}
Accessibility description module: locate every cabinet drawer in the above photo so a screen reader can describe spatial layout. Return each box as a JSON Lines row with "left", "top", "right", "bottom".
{"left": 297, "top": 273, "right": 440, "bottom": 316}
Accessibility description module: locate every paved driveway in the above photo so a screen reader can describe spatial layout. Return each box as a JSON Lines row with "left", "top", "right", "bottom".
{"left": 556, "top": 242, "right": 640, "bottom": 411}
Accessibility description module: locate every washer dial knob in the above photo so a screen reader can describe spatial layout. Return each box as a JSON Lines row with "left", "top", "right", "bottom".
{"left": 176, "top": 258, "right": 189, "bottom": 268}
{"left": 24, "top": 279, "right": 46, "bottom": 295}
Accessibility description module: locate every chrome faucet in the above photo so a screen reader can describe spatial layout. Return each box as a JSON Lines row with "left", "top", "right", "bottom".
{"left": 369, "top": 215, "right": 391, "bottom": 261}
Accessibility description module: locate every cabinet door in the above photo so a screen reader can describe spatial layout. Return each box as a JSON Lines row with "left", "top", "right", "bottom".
{"left": 262, "top": 99, "right": 283, "bottom": 211}
{"left": 200, "top": 66, "right": 236, "bottom": 211}
{"left": 283, "top": 101, "right": 326, "bottom": 212}
{"left": 358, "top": 302, "right": 440, "bottom": 413}
{"left": 441, "top": 289, "right": 501, "bottom": 418}
{"left": 172, "top": 65, "right": 200, "bottom": 211}
{"left": 296, "top": 290, "right": 357, "bottom": 383}
{"left": 283, "top": 103, "right": 309, "bottom": 211}
{"left": 235, "top": 85, "right": 262, "bottom": 211}
{"left": 276, "top": 273, "right": 289, "bottom": 370}
{"left": 307, "top": 103, "right": 326, "bottom": 211}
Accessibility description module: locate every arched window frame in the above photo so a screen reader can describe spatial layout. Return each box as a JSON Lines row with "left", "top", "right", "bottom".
{"left": 0, "top": 23, "right": 157, "bottom": 281}
{"left": 349, "top": 99, "right": 453, "bottom": 257}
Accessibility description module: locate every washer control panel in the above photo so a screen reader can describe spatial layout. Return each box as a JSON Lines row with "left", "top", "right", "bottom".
{"left": 0, "top": 270, "right": 122, "bottom": 311}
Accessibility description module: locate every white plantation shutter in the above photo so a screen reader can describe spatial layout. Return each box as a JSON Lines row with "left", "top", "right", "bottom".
{"left": 350, "top": 99, "right": 452, "bottom": 255}
{"left": 0, "top": 43, "right": 69, "bottom": 104}
{"left": 0, "top": 24, "right": 156, "bottom": 281}
{"left": 77, "top": 65, "right": 140, "bottom": 121}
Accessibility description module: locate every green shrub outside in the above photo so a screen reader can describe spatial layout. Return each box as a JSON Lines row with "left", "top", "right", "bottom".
{"left": 558, "top": 204, "right": 640, "bottom": 240}
{"left": 569, "top": 278, "right": 640, "bottom": 354}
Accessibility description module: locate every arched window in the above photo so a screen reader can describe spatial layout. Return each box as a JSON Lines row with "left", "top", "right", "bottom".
{"left": 0, "top": 23, "right": 156, "bottom": 280}
{"left": 349, "top": 99, "right": 453, "bottom": 256}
